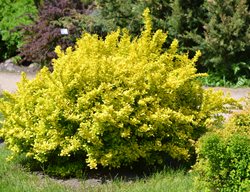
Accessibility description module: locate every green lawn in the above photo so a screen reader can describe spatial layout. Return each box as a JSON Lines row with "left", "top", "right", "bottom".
{"left": 0, "top": 144, "right": 195, "bottom": 192}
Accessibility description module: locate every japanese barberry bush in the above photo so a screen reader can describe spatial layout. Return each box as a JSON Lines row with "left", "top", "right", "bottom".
{"left": 194, "top": 104, "right": 250, "bottom": 191}
{"left": 0, "top": 9, "right": 238, "bottom": 176}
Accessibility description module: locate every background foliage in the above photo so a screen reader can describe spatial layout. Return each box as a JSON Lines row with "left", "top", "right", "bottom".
{"left": 0, "top": 0, "right": 37, "bottom": 61}
{"left": 197, "top": 0, "right": 250, "bottom": 83}
{"left": 19, "top": 0, "right": 94, "bottom": 67}
{"left": 94, "top": 0, "right": 206, "bottom": 49}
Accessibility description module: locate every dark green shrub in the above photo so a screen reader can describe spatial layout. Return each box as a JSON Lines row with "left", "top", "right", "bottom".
{"left": 0, "top": 0, "right": 37, "bottom": 61}
{"left": 95, "top": 0, "right": 206, "bottom": 47}
{"left": 198, "top": 0, "right": 250, "bottom": 83}
{"left": 0, "top": 9, "right": 238, "bottom": 177}
{"left": 0, "top": 37, "right": 8, "bottom": 62}
{"left": 33, "top": 0, "right": 44, "bottom": 8}
{"left": 195, "top": 107, "right": 250, "bottom": 191}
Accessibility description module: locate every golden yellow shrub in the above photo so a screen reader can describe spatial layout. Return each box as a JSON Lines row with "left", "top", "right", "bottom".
{"left": 0, "top": 9, "right": 238, "bottom": 175}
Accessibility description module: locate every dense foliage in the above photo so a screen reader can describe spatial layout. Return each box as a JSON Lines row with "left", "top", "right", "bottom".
{"left": 19, "top": 0, "right": 93, "bottom": 67}
{"left": 199, "top": 0, "right": 250, "bottom": 83}
{"left": 95, "top": 0, "right": 206, "bottom": 48}
{"left": 0, "top": 38, "right": 8, "bottom": 62}
{"left": 0, "top": 10, "right": 238, "bottom": 177}
{"left": 0, "top": 0, "right": 37, "bottom": 61}
{"left": 195, "top": 104, "right": 250, "bottom": 191}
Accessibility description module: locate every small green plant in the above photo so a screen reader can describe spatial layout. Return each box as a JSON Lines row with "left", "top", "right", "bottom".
{"left": 194, "top": 106, "right": 250, "bottom": 191}
{"left": 11, "top": 55, "right": 22, "bottom": 65}
{"left": 0, "top": 8, "right": 238, "bottom": 177}
{"left": 199, "top": 74, "right": 250, "bottom": 87}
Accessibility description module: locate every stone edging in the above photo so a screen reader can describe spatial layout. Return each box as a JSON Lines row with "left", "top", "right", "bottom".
{"left": 0, "top": 58, "right": 41, "bottom": 74}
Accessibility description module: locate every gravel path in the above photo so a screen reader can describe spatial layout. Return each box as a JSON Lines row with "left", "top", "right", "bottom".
{"left": 0, "top": 72, "right": 36, "bottom": 93}
{"left": 209, "top": 87, "right": 250, "bottom": 100}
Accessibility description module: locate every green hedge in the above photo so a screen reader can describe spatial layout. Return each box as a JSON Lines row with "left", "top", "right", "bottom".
{"left": 195, "top": 106, "right": 250, "bottom": 191}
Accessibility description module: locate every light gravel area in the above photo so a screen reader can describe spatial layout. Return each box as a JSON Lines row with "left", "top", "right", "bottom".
{"left": 209, "top": 87, "right": 250, "bottom": 100}
{"left": 0, "top": 72, "right": 36, "bottom": 93}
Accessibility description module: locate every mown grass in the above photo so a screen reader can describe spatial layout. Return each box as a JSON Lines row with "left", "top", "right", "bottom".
{"left": 92, "top": 169, "right": 194, "bottom": 192}
{"left": 0, "top": 144, "right": 76, "bottom": 192}
{"left": 0, "top": 144, "right": 195, "bottom": 192}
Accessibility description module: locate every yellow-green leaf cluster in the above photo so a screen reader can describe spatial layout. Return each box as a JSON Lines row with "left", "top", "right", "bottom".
{"left": 0, "top": 9, "right": 239, "bottom": 172}
{"left": 194, "top": 103, "right": 250, "bottom": 191}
